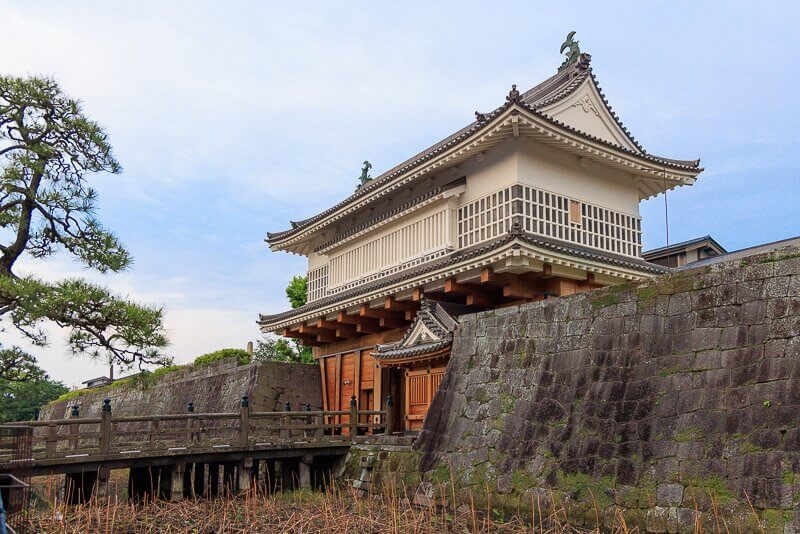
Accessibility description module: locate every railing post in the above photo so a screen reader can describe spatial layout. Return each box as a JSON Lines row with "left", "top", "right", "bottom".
{"left": 304, "top": 403, "right": 312, "bottom": 439}
{"left": 240, "top": 396, "right": 250, "bottom": 448}
{"left": 187, "top": 402, "right": 195, "bottom": 443}
{"left": 100, "top": 398, "right": 112, "bottom": 455}
{"left": 349, "top": 395, "right": 358, "bottom": 439}
{"left": 314, "top": 411, "right": 324, "bottom": 440}
{"left": 45, "top": 423, "right": 57, "bottom": 457}
{"left": 69, "top": 404, "right": 80, "bottom": 450}
{"left": 149, "top": 417, "right": 160, "bottom": 447}
{"left": 283, "top": 401, "right": 291, "bottom": 441}
{"left": 385, "top": 394, "right": 394, "bottom": 436}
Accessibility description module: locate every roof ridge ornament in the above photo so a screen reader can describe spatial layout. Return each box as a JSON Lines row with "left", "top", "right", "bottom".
{"left": 558, "top": 31, "right": 581, "bottom": 71}
{"left": 506, "top": 84, "right": 520, "bottom": 103}
{"left": 356, "top": 160, "right": 372, "bottom": 189}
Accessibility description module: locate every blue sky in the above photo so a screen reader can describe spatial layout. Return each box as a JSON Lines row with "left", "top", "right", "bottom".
{"left": 2, "top": 1, "right": 799, "bottom": 385}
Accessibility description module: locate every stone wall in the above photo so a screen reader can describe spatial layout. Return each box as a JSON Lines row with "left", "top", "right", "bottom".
{"left": 415, "top": 244, "right": 800, "bottom": 532}
{"left": 42, "top": 358, "right": 321, "bottom": 419}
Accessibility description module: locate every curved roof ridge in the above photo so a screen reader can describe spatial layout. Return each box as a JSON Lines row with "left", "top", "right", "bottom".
{"left": 267, "top": 54, "right": 701, "bottom": 245}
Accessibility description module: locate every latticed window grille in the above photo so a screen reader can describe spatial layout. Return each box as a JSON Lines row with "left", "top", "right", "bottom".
{"left": 457, "top": 188, "right": 513, "bottom": 248}
{"left": 307, "top": 264, "right": 329, "bottom": 302}
{"left": 457, "top": 185, "right": 642, "bottom": 257}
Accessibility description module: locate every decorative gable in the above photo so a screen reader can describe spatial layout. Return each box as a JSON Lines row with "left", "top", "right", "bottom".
{"left": 539, "top": 77, "right": 640, "bottom": 153}
{"left": 373, "top": 299, "right": 466, "bottom": 364}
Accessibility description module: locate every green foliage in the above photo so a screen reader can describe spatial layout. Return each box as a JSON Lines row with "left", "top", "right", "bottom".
{"left": 286, "top": 276, "right": 308, "bottom": 309}
{"left": 0, "top": 74, "right": 169, "bottom": 371}
{"left": 0, "top": 353, "right": 67, "bottom": 422}
{"left": 0, "top": 343, "right": 43, "bottom": 382}
{"left": 193, "top": 348, "right": 251, "bottom": 367}
{"left": 252, "top": 337, "right": 314, "bottom": 364}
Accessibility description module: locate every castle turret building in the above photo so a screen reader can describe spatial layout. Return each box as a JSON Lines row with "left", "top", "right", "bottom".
{"left": 259, "top": 35, "right": 703, "bottom": 433}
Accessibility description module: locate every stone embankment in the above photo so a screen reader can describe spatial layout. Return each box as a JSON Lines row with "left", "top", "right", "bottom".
{"left": 42, "top": 358, "right": 321, "bottom": 418}
{"left": 348, "top": 244, "right": 800, "bottom": 533}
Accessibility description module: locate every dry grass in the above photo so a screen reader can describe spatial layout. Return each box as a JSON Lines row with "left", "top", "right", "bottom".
{"left": 25, "top": 483, "right": 633, "bottom": 534}
{"left": 22, "top": 474, "right": 768, "bottom": 533}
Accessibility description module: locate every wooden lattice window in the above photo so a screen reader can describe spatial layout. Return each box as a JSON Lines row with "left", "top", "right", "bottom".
{"left": 408, "top": 374, "right": 428, "bottom": 406}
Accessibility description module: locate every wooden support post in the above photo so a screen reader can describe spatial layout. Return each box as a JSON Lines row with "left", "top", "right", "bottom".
{"left": 281, "top": 402, "right": 290, "bottom": 441}
{"left": 170, "top": 463, "right": 185, "bottom": 502}
{"left": 69, "top": 404, "right": 80, "bottom": 451}
{"left": 223, "top": 463, "right": 236, "bottom": 496}
{"left": 99, "top": 398, "right": 112, "bottom": 455}
{"left": 187, "top": 402, "right": 195, "bottom": 443}
{"left": 349, "top": 395, "right": 358, "bottom": 438}
{"left": 385, "top": 394, "right": 394, "bottom": 435}
{"left": 95, "top": 466, "right": 110, "bottom": 503}
{"left": 238, "top": 457, "right": 253, "bottom": 494}
{"left": 149, "top": 417, "right": 160, "bottom": 447}
{"left": 240, "top": 396, "right": 250, "bottom": 447}
{"left": 208, "top": 462, "right": 220, "bottom": 497}
{"left": 299, "top": 455, "right": 313, "bottom": 489}
{"left": 314, "top": 413, "right": 324, "bottom": 440}
{"left": 45, "top": 423, "right": 57, "bottom": 457}
{"left": 192, "top": 463, "right": 205, "bottom": 498}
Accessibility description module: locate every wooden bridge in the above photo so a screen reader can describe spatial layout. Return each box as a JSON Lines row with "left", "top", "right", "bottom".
{"left": 0, "top": 395, "right": 394, "bottom": 503}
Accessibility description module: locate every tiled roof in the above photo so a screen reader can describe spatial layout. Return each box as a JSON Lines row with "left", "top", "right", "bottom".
{"left": 373, "top": 299, "right": 464, "bottom": 360}
{"left": 642, "top": 235, "right": 727, "bottom": 259}
{"left": 267, "top": 54, "right": 700, "bottom": 245}
{"left": 258, "top": 228, "right": 668, "bottom": 328}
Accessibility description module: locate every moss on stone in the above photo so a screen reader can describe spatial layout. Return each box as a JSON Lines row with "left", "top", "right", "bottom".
{"left": 556, "top": 470, "right": 616, "bottom": 509}
{"left": 760, "top": 508, "right": 790, "bottom": 532}
{"left": 590, "top": 292, "right": 621, "bottom": 309}
{"left": 509, "top": 469, "right": 539, "bottom": 495}
{"left": 683, "top": 476, "right": 734, "bottom": 502}
{"left": 756, "top": 251, "right": 800, "bottom": 264}
{"left": 499, "top": 392, "right": 517, "bottom": 414}
{"left": 741, "top": 441, "right": 763, "bottom": 453}
{"left": 673, "top": 426, "right": 702, "bottom": 443}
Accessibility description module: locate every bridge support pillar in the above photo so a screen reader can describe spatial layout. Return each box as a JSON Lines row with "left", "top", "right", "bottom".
{"left": 299, "top": 455, "right": 313, "bottom": 489}
{"left": 237, "top": 457, "right": 253, "bottom": 493}
{"left": 223, "top": 463, "right": 236, "bottom": 496}
{"left": 208, "top": 462, "right": 221, "bottom": 497}
{"left": 279, "top": 458, "right": 300, "bottom": 491}
{"left": 65, "top": 470, "right": 97, "bottom": 505}
{"left": 128, "top": 466, "right": 171, "bottom": 502}
{"left": 170, "top": 463, "right": 185, "bottom": 502}
{"left": 190, "top": 462, "right": 205, "bottom": 498}
{"left": 259, "top": 459, "right": 276, "bottom": 494}
{"left": 95, "top": 466, "right": 111, "bottom": 502}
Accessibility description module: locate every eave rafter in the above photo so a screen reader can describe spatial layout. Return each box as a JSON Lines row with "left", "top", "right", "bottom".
{"left": 267, "top": 233, "right": 658, "bottom": 340}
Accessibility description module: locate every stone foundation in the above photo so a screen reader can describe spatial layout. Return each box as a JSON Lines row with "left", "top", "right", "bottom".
{"left": 413, "top": 244, "right": 800, "bottom": 532}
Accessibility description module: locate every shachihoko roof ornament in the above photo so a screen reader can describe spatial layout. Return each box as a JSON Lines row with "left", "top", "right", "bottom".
{"left": 559, "top": 31, "right": 581, "bottom": 71}
{"left": 356, "top": 161, "right": 372, "bottom": 189}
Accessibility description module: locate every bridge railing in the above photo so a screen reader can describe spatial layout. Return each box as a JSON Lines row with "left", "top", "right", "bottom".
{"left": 0, "top": 395, "right": 396, "bottom": 463}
